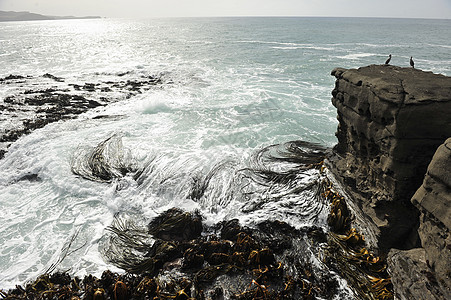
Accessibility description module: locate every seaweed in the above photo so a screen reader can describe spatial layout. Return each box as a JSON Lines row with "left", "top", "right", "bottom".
{"left": 321, "top": 171, "right": 394, "bottom": 300}
{"left": 71, "top": 134, "right": 136, "bottom": 183}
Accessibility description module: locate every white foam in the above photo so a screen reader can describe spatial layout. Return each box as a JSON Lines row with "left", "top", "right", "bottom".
{"left": 336, "top": 53, "right": 377, "bottom": 59}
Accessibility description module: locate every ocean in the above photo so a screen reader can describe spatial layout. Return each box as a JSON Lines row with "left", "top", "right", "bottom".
{"left": 0, "top": 17, "right": 450, "bottom": 292}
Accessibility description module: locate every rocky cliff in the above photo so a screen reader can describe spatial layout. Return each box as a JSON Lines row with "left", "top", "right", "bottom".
{"left": 389, "top": 138, "right": 451, "bottom": 299}
{"left": 327, "top": 64, "right": 451, "bottom": 298}
{"left": 328, "top": 64, "right": 451, "bottom": 250}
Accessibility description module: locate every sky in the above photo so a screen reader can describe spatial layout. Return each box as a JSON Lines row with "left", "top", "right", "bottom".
{"left": 0, "top": 0, "right": 450, "bottom": 19}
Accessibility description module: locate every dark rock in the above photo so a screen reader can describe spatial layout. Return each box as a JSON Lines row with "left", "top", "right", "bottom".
{"left": 0, "top": 73, "right": 165, "bottom": 159}
{"left": 406, "top": 138, "right": 451, "bottom": 298}
{"left": 388, "top": 248, "right": 448, "bottom": 299}
{"left": 328, "top": 65, "right": 451, "bottom": 250}
{"left": 148, "top": 208, "right": 203, "bottom": 241}
{"left": 1, "top": 74, "right": 25, "bottom": 81}
{"left": 219, "top": 219, "right": 247, "bottom": 240}
{"left": 42, "top": 73, "right": 64, "bottom": 82}
{"left": 83, "top": 83, "right": 97, "bottom": 92}
{"left": 16, "top": 173, "right": 41, "bottom": 182}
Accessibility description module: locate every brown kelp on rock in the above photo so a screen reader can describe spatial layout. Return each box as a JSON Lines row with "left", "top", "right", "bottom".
{"left": 96, "top": 207, "right": 346, "bottom": 299}
{"left": 0, "top": 140, "right": 391, "bottom": 299}
{"left": 321, "top": 174, "right": 394, "bottom": 300}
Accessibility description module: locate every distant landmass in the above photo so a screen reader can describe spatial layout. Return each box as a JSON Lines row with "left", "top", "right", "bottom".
{"left": 0, "top": 10, "right": 101, "bottom": 22}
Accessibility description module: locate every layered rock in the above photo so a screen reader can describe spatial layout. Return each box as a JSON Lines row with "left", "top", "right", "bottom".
{"left": 328, "top": 65, "right": 451, "bottom": 250}
{"left": 389, "top": 138, "right": 451, "bottom": 299}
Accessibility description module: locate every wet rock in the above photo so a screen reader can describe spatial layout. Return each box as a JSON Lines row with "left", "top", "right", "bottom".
{"left": 16, "top": 173, "right": 41, "bottom": 182}
{"left": 0, "top": 72, "right": 165, "bottom": 159}
{"left": 328, "top": 65, "right": 451, "bottom": 250}
{"left": 42, "top": 73, "right": 64, "bottom": 82}
{"left": 97, "top": 208, "right": 345, "bottom": 299}
{"left": 219, "top": 219, "right": 249, "bottom": 240}
{"left": 0, "top": 74, "right": 25, "bottom": 81}
{"left": 148, "top": 208, "right": 203, "bottom": 241}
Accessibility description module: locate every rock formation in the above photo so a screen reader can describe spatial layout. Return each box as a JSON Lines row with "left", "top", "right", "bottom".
{"left": 328, "top": 64, "right": 451, "bottom": 250}
{"left": 328, "top": 64, "right": 451, "bottom": 298}
{"left": 389, "top": 138, "right": 451, "bottom": 299}
{"left": 0, "top": 73, "right": 164, "bottom": 159}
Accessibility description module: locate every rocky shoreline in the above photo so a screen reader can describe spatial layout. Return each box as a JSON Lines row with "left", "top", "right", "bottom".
{"left": 1, "top": 65, "right": 450, "bottom": 299}
{"left": 0, "top": 72, "right": 165, "bottom": 159}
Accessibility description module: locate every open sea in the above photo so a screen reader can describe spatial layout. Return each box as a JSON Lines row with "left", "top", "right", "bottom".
{"left": 1, "top": 17, "right": 450, "bottom": 292}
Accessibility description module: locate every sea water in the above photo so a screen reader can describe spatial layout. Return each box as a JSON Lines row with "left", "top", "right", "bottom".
{"left": 0, "top": 17, "right": 450, "bottom": 290}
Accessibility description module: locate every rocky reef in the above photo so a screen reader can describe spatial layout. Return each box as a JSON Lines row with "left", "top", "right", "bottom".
{"left": 328, "top": 65, "right": 451, "bottom": 298}
{"left": 0, "top": 72, "right": 164, "bottom": 159}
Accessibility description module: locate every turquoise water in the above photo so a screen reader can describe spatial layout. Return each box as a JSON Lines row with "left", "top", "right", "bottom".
{"left": 0, "top": 17, "right": 450, "bottom": 289}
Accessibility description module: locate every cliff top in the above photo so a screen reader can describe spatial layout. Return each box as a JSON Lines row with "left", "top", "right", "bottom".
{"left": 332, "top": 65, "right": 451, "bottom": 105}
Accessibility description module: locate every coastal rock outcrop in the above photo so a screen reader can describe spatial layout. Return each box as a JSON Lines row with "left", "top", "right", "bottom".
{"left": 389, "top": 138, "right": 451, "bottom": 299}
{"left": 328, "top": 65, "right": 451, "bottom": 250}
{"left": 0, "top": 73, "right": 164, "bottom": 159}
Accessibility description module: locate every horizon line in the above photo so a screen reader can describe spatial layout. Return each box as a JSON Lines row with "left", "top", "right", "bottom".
{"left": 1, "top": 10, "right": 450, "bottom": 21}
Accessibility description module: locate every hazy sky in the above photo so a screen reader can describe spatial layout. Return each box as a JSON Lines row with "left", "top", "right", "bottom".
{"left": 1, "top": 0, "right": 450, "bottom": 19}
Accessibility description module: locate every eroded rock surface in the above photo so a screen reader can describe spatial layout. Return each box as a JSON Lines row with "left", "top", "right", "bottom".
{"left": 389, "top": 139, "right": 451, "bottom": 299}
{"left": 328, "top": 65, "right": 451, "bottom": 250}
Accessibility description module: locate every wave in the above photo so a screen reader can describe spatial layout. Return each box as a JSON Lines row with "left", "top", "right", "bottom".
{"left": 271, "top": 46, "right": 335, "bottom": 51}
{"left": 236, "top": 40, "right": 335, "bottom": 51}
{"left": 426, "top": 43, "right": 451, "bottom": 49}
{"left": 336, "top": 53, "right": 377, "bottom": 60}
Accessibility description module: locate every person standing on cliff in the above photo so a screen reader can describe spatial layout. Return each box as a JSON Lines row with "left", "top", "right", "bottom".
{"left": 410, "top": 56, "right": 415, "bottom": 68}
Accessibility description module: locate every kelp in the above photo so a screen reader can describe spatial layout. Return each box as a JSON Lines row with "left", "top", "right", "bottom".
{"left": 321, "top": 170, "right": 394, "bottom": 300}
{"left": 94, "top": 208, "right": 343, "bottom": 299}
{"left": 243, "top": 140, "right": 326, "bottom": 186}
{"left": 2, "top": 140, "right": 395, "bottom": 299}
{"left": 71, "top": 133, "right": 136, "bottom": 183}
{"left": 147, "top": 208, "right": 203, "bottom": 241}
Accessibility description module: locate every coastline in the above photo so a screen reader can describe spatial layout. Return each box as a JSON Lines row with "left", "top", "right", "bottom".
{"left": 0, "top": 10, "right": 101, "bottom": 22}
{"left": 1, "top": 64, "right": 450, "bottom": 299}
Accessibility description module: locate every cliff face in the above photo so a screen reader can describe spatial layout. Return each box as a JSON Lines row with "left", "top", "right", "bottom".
{"left": 328, "top": 65, "right": 451, "bottom": 250}
{"left": 389, "top": 138, "right": 451, "bottom": 299}
{"left": 328, "top": 64, "right": 451, "bottom": 299}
